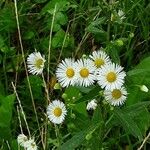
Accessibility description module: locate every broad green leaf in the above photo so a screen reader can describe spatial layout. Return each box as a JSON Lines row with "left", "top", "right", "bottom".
{"left": 58, "top": 123, "right": 100, "bottom": 150}
{"left": 114, "top": 109, "right": 143, "bottom": 140}
{"left": 123, "top": 101, "right": 150, "bottom": 116}
{"left": 63, "top": 86, "right": 82, "bottom": 103}
{"left": 127, "top": 56, "right": 150, "bottom": 78}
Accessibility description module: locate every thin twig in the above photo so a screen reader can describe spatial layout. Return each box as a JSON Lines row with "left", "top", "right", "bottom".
{"left": 138, "top": 131, "right": 150, "bottom": 150}
{"left": 12, "top": 82, "right": 31, "bottom": 137}
{"left": 17, "top": 106, "right": 23, "bottom": 134}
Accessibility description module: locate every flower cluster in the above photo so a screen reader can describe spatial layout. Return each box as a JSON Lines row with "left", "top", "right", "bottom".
{"left": 26, "top": 50, "right": 127, "bottom": 125}
{"left": 56, "top": 50, "right": 127, "bottom": 106}
{"left": 17, "top": 134, "right": 37, "bottom": 150}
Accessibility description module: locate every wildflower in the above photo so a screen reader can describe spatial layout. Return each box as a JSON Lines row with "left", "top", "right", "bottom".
{"left": 24, "top": 138, "right": 37, "bottom": 150}
{"left": 97, "top": 63, "right": 126, "bottom": 90}
{"left": 47, "top": 100, "right": 67, "bottom": 124}
{"left": 75, "top": 59, "right": 96, "bottom": 87}
{"left": 86, "top": 99, "right": 97, "bottom": 110}
{"left": 89, "top": 50, "right": 111, "bottom": 68}
{"left": 27, "top": 52, "right": 46, "bottom": 75}
{"left": 17, "top": 134, "right": 28, "bottom": 147}
{"left": 56, "top": 58, "right": 76, "bottom": 87}
{"left": 140, "top": 85, "right": 149, "bottom": 92}
{"left": 104, "top": 86, "right": 127, "bottom": 106}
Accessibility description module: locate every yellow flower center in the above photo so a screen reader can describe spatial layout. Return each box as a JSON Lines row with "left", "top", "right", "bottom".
{"left": 106, "top": 72, "right": 117, "bottom": 82}
{"left": 53, "top": 107, "right": 62, "bottom": 117}
{"left": 94, "top": 58, "right": 104, "bottom": 68}
{"left": 80, "top": 68, "right": 89, "bottom": 78}
{"left": 112, "top": 89, "right": 122, "bottom": 99}
{"left": 35, "top": 59, "right": 44, "bottom": 69}
{"left": 66, "top": 68, "right": 75, "bottom": 78}
{"left": 31, "top": 143, "right": 36, "bottom": 148}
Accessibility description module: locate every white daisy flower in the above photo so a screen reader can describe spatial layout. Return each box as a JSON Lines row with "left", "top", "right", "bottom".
{"left": 86, "top": 99, "right": 97, "bottom": 110}
{"left": 97, "top": 63, "right": 126, "bottom": 90}
{"left": 27, "top": 52, "right": 46, "bottom": 75}
{"left": 17, "top": 134, "right": 28, "bottom": 147}
{"left": 24, "top": 138, "right": 37, "bottom": 150}
{"left": 75, "top": 59, "right": 96, "bottom": 87}
{"left": 89, "top": 50, "right": 111, "bottom": 68}
{"left": 56, "top": 58, "right": 76, "bottom": 87}
{"left": 104, "top": 86, "right": 127, "bottom": 106}
{"left": 47, "top": 100, "right": 67, "bottom": 124}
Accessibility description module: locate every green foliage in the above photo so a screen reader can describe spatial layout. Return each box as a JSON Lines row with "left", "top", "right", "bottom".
{"left": 0, "top": 0, "right": 150, "bottom": 149}
{"left": 0, "top": 94, "right": 15, "bottom": 140}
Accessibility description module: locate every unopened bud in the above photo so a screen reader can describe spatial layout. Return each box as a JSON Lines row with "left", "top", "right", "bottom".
{"left": 140, "top": 85, "right": 149, "bottom": 92}
{"left": 54, "top": 83, "right": 61, "bottom": 90}
{"left": 62, "top": 93, "right": 68, "bottom": 99}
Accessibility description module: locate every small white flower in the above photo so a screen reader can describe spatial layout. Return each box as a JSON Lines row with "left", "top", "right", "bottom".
{"left": 17, "top": 134, "right": 28, "bottom": 147}
{"left": 89, "top": 50, "right": 111, "bottom": 68}
{"left": 97, "top": 63, "right": 126, "bottom": 90}
{"left": 47, "top": 100, "right": 67, "bottom": 124}
{"left": 27, "top": 52, "right": 46, "bottom": 75}
{"left": 75, "top": 59, "right": 96, "bottom": 87}
{"left": 140, "top": 85, "right": 149, "bottom": 92}
{"left": 24, "top": 138, "right": 37, "bottom": 150}
{"left": 56, "top": 58, "right": 77, "bottom": 87}
{"left": 104, "top": 86, "right": 127, "bottom": 106}
{"left": 86, "top": 99, "right": 97, "bottom": 110}
{"left": 118, "top": 10, "right": 126, "bottom": 20}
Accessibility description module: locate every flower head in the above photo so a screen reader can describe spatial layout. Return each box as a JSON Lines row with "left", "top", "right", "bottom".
{"left": 47, "top": 100, "right": 67, "bottom": 124}
{"left": 75, "top": 59, "right": 96, "bottom": 87}
{"left": 24, "top": 138, "right": 37, "bottom": 150}
{"left": 27, "top": 52, "right": 46, "bottom": 75}
{"left": 104, "top": 86, "right": 127, "bottom": 106}
{"left": 97, "top": 63, "right": 126, "bottom": 90}
{"left": 86, "top": 99, "right": 97, "bottom": 110}
{"left": 17, "top": 134, "right": 28, "bottom": 147}
{"left": 89, "top": 50, "right": 111, "bottom": 68}
{"left": 56, "top": 58, "right": 76, "bottom": 87}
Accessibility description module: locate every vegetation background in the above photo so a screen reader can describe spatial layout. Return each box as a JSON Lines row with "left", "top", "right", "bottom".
{"left": 0, "top": 0, "right": 150, "bottom": 149}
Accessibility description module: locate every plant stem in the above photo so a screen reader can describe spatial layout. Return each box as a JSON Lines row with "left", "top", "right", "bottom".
{"left": 55, "top": 125, "right": 61, "bottom": 148}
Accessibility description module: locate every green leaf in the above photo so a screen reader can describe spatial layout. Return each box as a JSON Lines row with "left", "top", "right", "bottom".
{"left": 41, "top": 0, "right": 69, "bottom": 15}
{"left": 52, "top": 29, "right": 71, "bottom": 48}
{"left": 55, "top": 12, "right": 68, "bottom": 25}
{"left": 127, "top": 56, "right": 150, "bottom": 78}
{"left": 64, "top": 86, "right": 82, "bottom": 102}
{"left": 58, "top": 123, "right": 100, "bottom": 150}
{"left": 0, "top": 94, "right": 15, "bottom": 139}
{"left": 123, "top": 101, "right": 150, "bottom": 116}
{"left": 114, "top": 109, "right": 143, "bottom": 140}
{"left": 75, "top": 86, "right": 101, "bottom": 104}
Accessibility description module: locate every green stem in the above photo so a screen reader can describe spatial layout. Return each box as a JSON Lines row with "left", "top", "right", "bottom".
{"left": 55, "top": 125, "right": 61, "bottom": 148}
